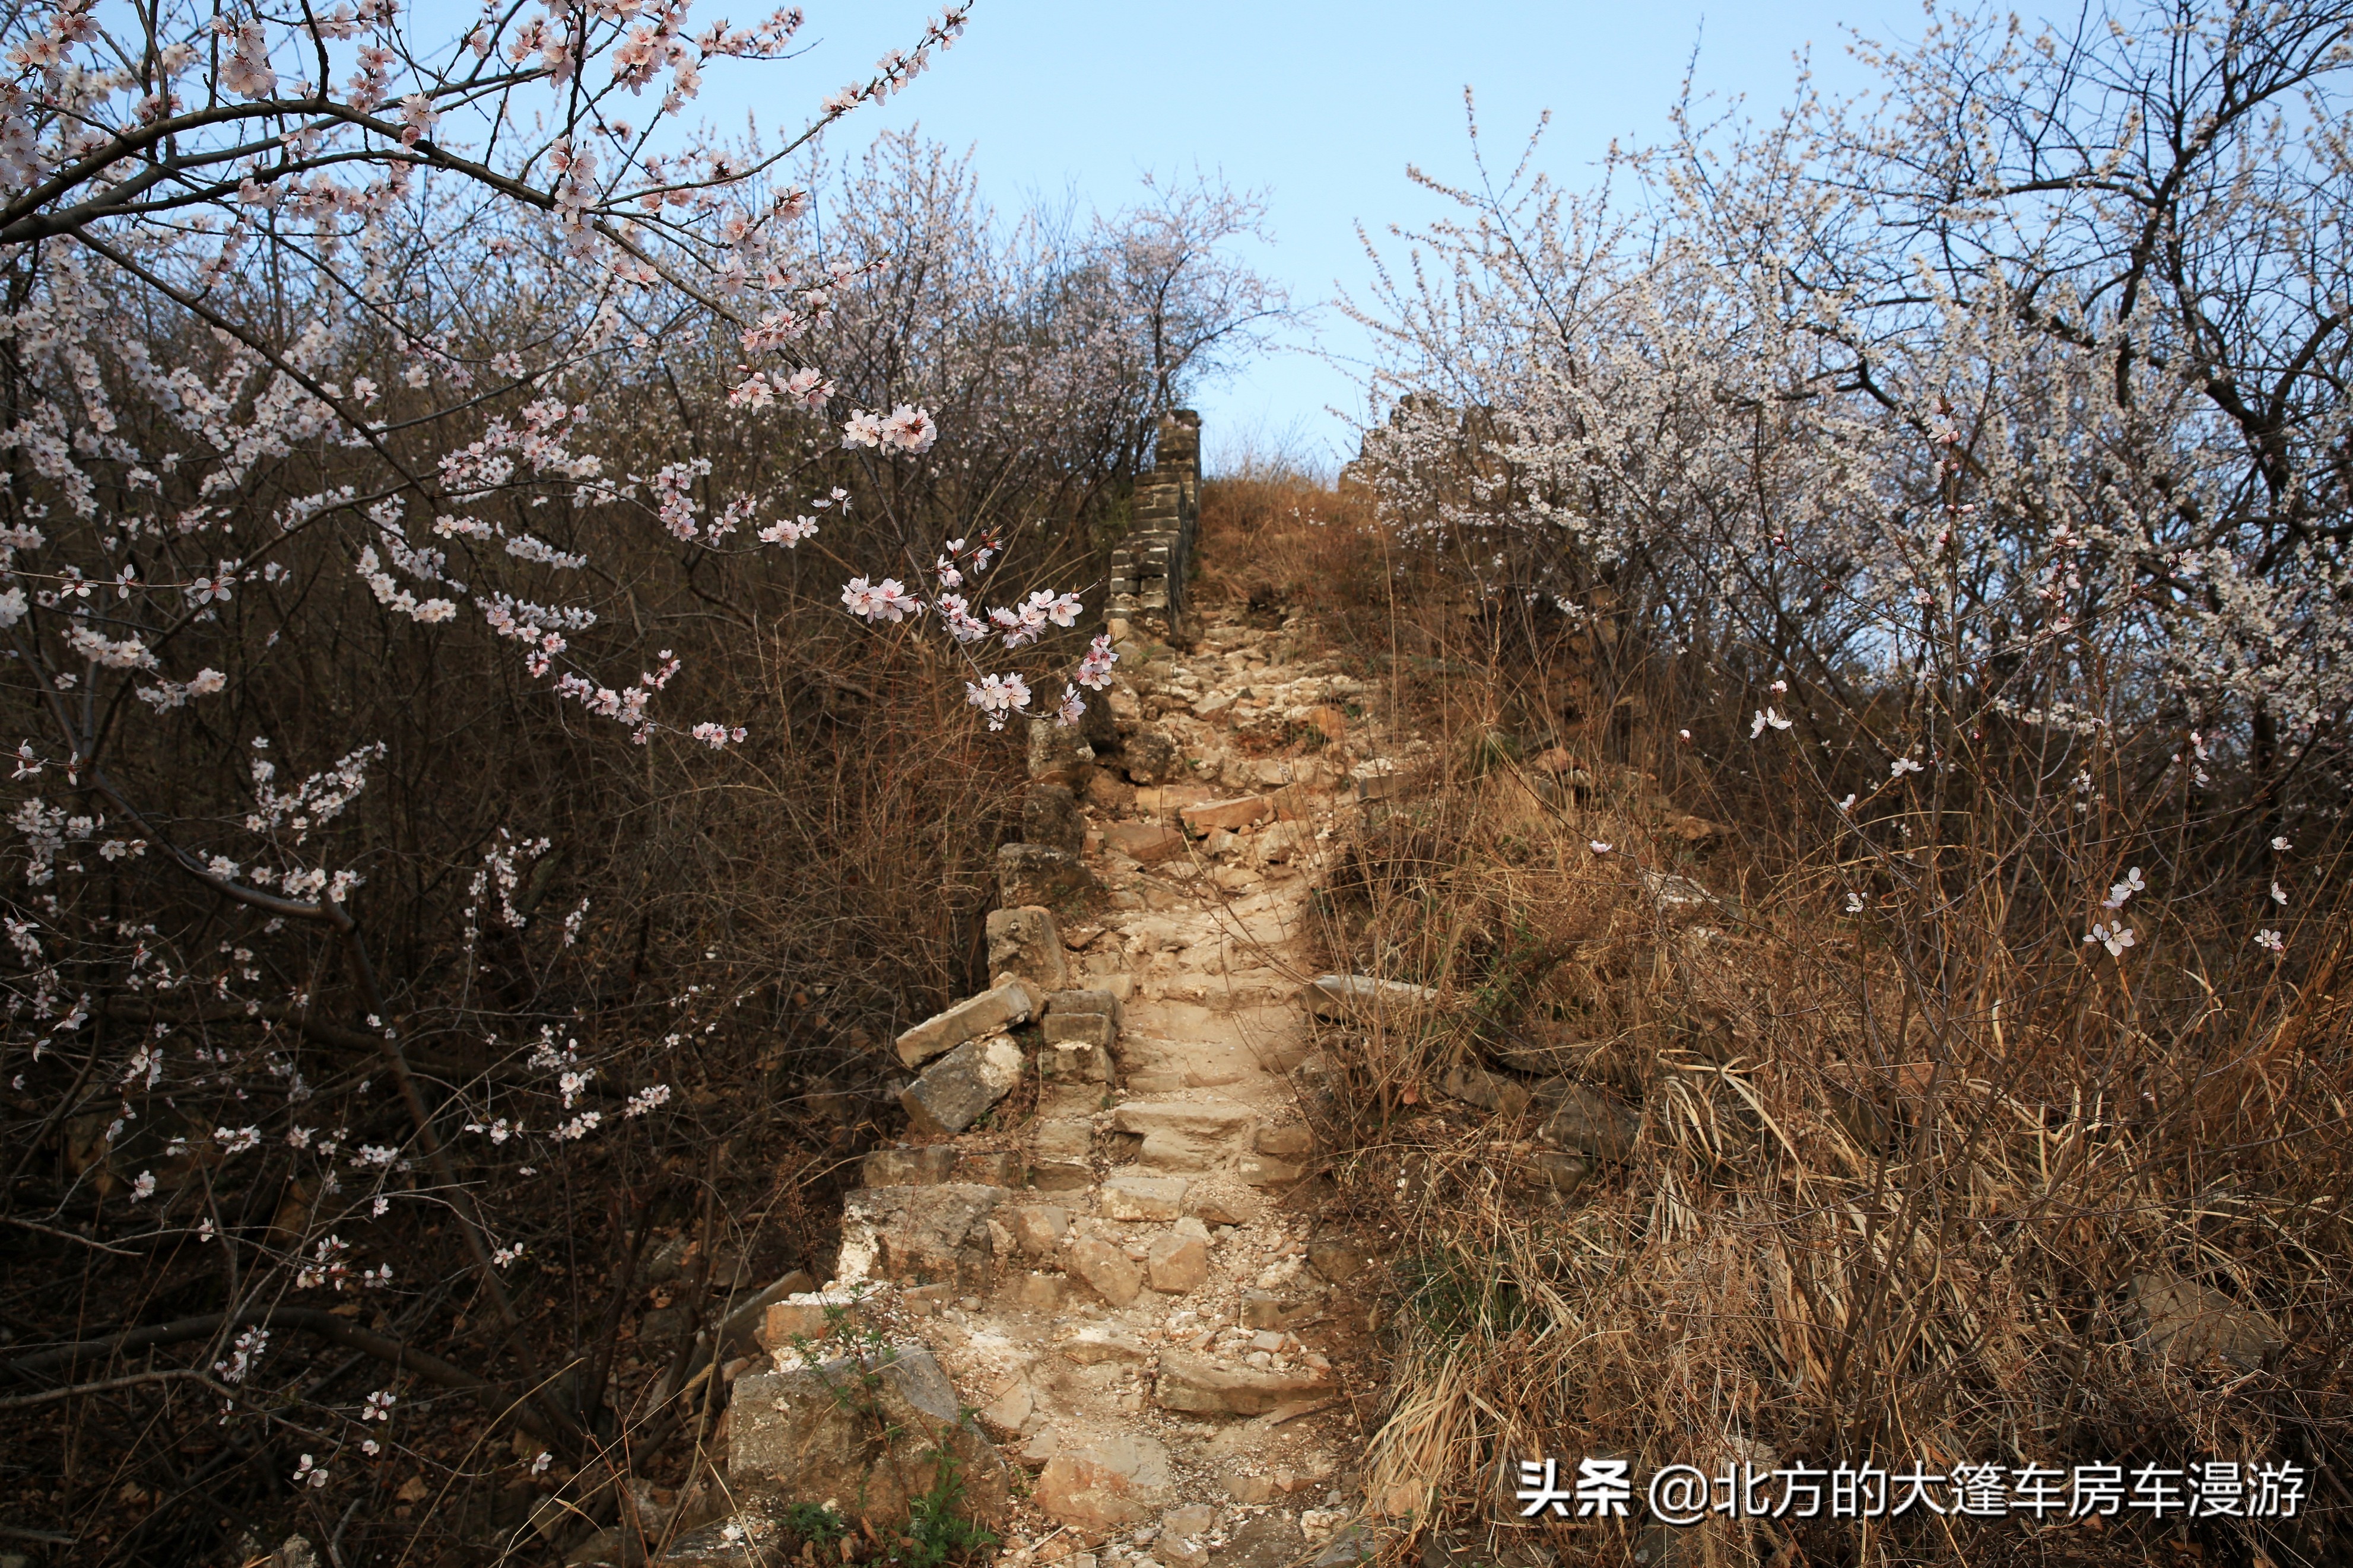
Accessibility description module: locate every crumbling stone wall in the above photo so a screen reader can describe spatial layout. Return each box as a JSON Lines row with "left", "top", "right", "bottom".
{"left": 1108, "top": 409, "right": 1201, "bottom": 639}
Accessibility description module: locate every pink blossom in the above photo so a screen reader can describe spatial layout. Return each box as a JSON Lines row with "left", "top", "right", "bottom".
{"left": 964, "top": 673, "right": 1031, "bottom": 729}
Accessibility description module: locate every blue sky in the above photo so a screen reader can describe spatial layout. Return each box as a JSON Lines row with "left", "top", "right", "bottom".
{"left": 689, "top": 1, "right": 1906, "bottom": 472}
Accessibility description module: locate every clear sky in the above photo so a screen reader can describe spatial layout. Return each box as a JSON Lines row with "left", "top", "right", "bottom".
{"left": 687, "top": 1, "right": 1908, "bottom": 473}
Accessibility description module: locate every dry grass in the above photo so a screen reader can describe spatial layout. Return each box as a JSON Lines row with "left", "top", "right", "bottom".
{"left": 1215, "top": 472, "right": 2353, "bottom": 1567}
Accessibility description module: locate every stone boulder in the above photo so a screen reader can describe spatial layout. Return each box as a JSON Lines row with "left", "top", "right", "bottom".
{"left": 1122, "top": 730, "right": 1179, "bottom": 785}
{"left": 1538, "top": 1086, "right": 1641, "bottom": 1162}
{"left": 729, "top": 1346, "right": 1012, "bottom": 1526}
{"left": 900, "top": 1034, "right": 1025, "bottom": 1136}
{"left": 2129, "top": 1273, "right": 2282, "bottom": 1371}
{"left": 985, "top": 907, "right": 1070, "bottom": 991}
{"left": 998, "top": 1203, "right": 1069, "bottom": 1258}
{"left": 1146, "top": 1217, "right": 1212, "bottom": 1293}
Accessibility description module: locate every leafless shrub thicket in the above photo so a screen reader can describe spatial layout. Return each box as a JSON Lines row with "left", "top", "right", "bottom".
{"left": 0, "top": 1, "right": 1281, "bottom": 1561}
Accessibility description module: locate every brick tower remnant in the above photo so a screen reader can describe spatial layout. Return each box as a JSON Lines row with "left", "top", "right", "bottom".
{"left": 1109, "top": 410, "right": 1201, "bottom": 640}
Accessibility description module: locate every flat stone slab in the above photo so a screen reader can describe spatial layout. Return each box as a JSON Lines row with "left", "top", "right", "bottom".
{"left": 1180, "top": 794, "right": 1274, "bottom": 832}
{"left": 895, "top": 978, "right": 1039, "bottom": 1067}
{"left": 1152, "top": 1351, "right": 1336, "bottom": 1416}
{"left": 1106, "top": 822, "right": 1187, "bottom": 863}
{"left": 1113, "top": 1099, "right": 1256, "bottom": 1137}
{"left": 1301, "top": 974, "right": 1439, "bottom": 1020}
{"left": 1068, "top": 1235, "right": 1143, "bottom": 1306}
{"left": 1100, "top": 1170, "right": 1190, "bottom": 1220}
{"left": 1062, "top": 1324, "right": 1154, "bottom": 1364}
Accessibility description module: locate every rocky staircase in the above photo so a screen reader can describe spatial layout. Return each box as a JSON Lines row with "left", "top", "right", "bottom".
{"left": 661, "top": 605, "right": 1402, "bottom": 1568}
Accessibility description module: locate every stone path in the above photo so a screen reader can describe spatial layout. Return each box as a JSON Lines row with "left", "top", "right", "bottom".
{"left": 682, "top": 605, "right": 1397, "bottom": 1568}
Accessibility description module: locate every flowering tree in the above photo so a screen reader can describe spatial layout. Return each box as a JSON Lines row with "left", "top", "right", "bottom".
{"left": 1354, "top": 2, "right": 2351, "bottom": 941}
{"left": 0, "top": 0, "right": 1288, "bottom": 1548}
{"left": 0, "top": 0, "right": 1274, "bottom": 1559}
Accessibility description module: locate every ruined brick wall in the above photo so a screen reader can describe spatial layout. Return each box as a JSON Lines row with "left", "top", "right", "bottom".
{"left": 1108, "top": 409, "right": 1200, "bottom": 638}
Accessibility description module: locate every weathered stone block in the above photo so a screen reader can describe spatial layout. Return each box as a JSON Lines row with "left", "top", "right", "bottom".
{"left": 1106, "top": 822, "right": 1186, "bottom": 863}
{"left": 998, "top": 844, "right": 1103, "bottom": 909}
{"left": 837, "top": 1184, "right": 1006, "bottom": 1290}
{"left": 730, "top": 1347, "right": 1012, "bottom": 1525}
{"left": 1146, "top": 1217, "right": 1212, "bottom": 1294}
{"left": 1067, "top": 1236, "right": 1143, "bottom": 1306}
{"left": 1046, "top": 988, "right": 1123, "bottom": 1023}
{"left": 1023, "top": 783, "right": 1085, "bottom": 855}
{"left": 758, "top": 1291, "right": 861, "bottom": 1350}
{"left": 901, "top": 1033, "right": 1025, "bottom": 1136}
{"left": 1034, "top": 1433, "right": 1173, "bottom": 1536}
{"left": 1031, "top": 1119, "right": 1095, "bottom": 1161}
{"left": 1117, "top": 1099, "right": 1253, "bottom": 1170}
{"left": 1002, "top": 1203, "right": 1070, "bottom": 1257}
{"left": 1043, "top": 1012, "right": 1116, "bottom": 1048}
{"left": 862, "top": 1146, "right": 957, "bottom": 1188}
{"left": 1236, "top": 1155, "right": 1303, "bottom": 1188}
{"left": 1041, "top": 1039, "right": 1113, "bottom": 1083}
{"left": 1028, "top": 718, "right": 1095, "bottom": 785}
{"left": 986, "top": 907, "right": 1071, "bottom": 991}
{"left": 895, "top": 978, "right": 1039, "bottom": 1068}
{"left": 1031, "top": 1161, "right": 1095, "bottom": 1192}
{"left": 1253, "top": 1122, "right": 1315, "bottom": 1157}
{"left": 1100, "top": 1170, "right": 1189, "bottom": 1220}
{"left": 1122, "top": 731, "right": 1179, "bottom": 784}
